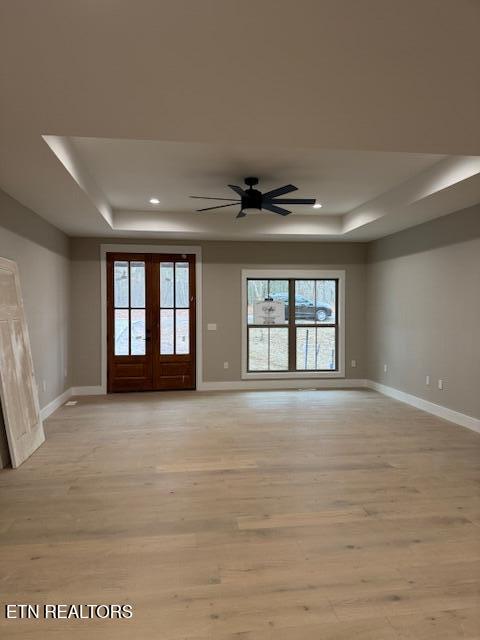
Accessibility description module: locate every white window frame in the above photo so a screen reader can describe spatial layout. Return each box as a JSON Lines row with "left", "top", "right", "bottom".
{"left": 241, "top": 269, "right": 345, "bottom": 380}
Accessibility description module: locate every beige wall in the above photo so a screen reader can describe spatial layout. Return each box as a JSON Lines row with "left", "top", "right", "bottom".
{"left": 0, "top": 190, "right": 71, "bottom": 466}
{"left": 366, "top": 204, "right": 480, "bottom": 420}
{"left": 201, "top": 242, "right": 366, "bottom": 381}
{"left": 70, "top": 239, "right": 367, "bottom": 386}
{"left": 0, "top": 190, "right": 71, "bottom": 406}
{"left": 70, "top": 239, "right": 102, "bottom": 389}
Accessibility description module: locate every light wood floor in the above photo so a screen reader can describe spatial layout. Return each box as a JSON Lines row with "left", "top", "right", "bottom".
{"left": 1, "top": 389, "right": 479, "bottom": 639}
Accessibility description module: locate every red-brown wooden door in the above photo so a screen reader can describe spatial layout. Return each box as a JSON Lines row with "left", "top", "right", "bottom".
{"left": 107, "top": 253, "right": 196, "bottom": 392}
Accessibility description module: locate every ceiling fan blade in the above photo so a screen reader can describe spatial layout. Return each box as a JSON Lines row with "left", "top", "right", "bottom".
{"left": 228, "top": 184, "right": 247, "bottom": 197}
{"left": 270, "top": 198, "right": 316, "bottom": 205}
{"left": 262, "top": 184, "right": 298, "bottom": 199}
{"left": 190, "top": 196, "right": 240, "bottom": 201}
{"left": 262, "top": 202, "right": 291, "bottom": 216}
{"left": 236, "top": 209, "right": 247, "bottom": 219}
{"left": 196, "top": 203, "right": 236, "bottom": 212}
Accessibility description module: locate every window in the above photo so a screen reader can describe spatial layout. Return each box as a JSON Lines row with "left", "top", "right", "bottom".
{"left": 159, "top": 261, "right": 190, "bottom": 355}
{"left": 242, "top": 270, "right": 345, "bottom": 378}
{"left": 113, "top": 260, "right": 146, "bottom": 355}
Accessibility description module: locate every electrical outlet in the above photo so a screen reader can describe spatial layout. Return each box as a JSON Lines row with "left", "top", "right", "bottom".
{"left": 351, "top": 359, "right": 357, "bottom": 368}
{"left": 438, "top": 379, "right": 443, "bottom": 390}
{"left": 426, "top": 375, "right": 430, "bottom": 385}
{"left": 223, "top": 361, "right": 229, "bottom": 369}
{"left": 207, "top": 323, "right": 217, "bottom": 331}
{"left": 383, "top": 364, "right": 388, "bottom": 373}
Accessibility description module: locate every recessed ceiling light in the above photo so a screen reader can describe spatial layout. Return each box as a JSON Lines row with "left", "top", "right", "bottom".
{"left": 149, "top": 197, "right": 160, "bottom": 204}
{"left": 313, "top": 203, "right": 322, "bottom": 209}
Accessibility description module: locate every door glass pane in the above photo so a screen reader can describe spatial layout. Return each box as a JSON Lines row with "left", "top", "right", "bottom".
{"left": 175, "top": 262, "right": 189, "bottom": 308}
{"left": 160, "top": 309, "right": 174, "bottom": 354}
{"left": 268, "top": 328, "right": 288, "bottom": 370}
{"left": 295, "top": 280, "right": 316, "bottom": 324}
{"left": 130, "top": 309, "right": 146, "bottom": 355}
{"left": 296, "top": 327, "right": 336, "bottom": 370}
{"left": 114, "top": 261, "right": 129, "bottom": 307}
{"left": 248, "top": 327, "right": 269, "bottom": 370}
{"left": 176, "top": 309, "right": 189, "bottom": 354}
{"left": 316, "top": 280, "right": 336, "bottom": 324}
{"left": 114, "top": 309, "right": 129, "bottom": 355}
{"left": 130, "top": 262, "right": 145, "bottom": 308}
{"left": 160, "top": 262, "right": 174, "bottom": 307}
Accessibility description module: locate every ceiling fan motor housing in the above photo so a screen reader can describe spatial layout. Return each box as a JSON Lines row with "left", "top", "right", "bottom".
{"left": 242, "top": 188, "right": 263, "bottom": 211}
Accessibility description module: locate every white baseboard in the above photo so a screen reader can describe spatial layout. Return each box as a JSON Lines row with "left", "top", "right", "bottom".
{"left": 40, "top": 385, "right": 105, "bottom": 420}
{"left": 71, "top": 385, "right": 105, "bottom": 396}
{"left": 198, "top": 378, "right": 368, "bottom": 391}
{"left": 367, "top": 380, "right": 480, "bottom": 434}
{"left": 40, "top": 388, "right": 73, "bottom": 421}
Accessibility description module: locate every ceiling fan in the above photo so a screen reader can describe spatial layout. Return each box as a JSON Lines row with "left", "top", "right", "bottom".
{"left": 190, "top": 177, "right": 316, "bottom": 218}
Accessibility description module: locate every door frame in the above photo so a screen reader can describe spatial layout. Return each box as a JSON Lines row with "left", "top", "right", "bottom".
{"left": 100, "top": 244, "right": 203, "bottom": 394}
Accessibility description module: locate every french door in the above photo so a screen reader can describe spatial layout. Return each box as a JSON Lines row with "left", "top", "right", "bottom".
{"left": 107, "top": 253, "right": 196, "bottom": 392}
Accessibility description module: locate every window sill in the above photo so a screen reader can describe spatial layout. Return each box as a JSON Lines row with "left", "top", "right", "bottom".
{"left": 242, "top": 370, "right": 345, "bottom": 380}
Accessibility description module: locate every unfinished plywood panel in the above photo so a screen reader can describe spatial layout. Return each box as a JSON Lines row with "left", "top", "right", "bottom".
{"left": 0, "top": 257, "right": 44, "bottom": 467}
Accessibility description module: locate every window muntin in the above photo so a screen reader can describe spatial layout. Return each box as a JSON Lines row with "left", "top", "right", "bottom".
{"left": 246, "top": 277, "right": 338, "bottom": 373}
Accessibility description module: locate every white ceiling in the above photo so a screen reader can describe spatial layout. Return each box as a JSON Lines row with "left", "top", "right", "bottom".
{"left": 68, "top": 137, "right": 445, "bottom": 216}
{"left": 0, "top": 0, "right": 479, "bottom": 241}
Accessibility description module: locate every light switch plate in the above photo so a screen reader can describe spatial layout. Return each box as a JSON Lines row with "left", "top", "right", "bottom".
{"left": 207, "top": 323, "right": 217, "bottom": 331}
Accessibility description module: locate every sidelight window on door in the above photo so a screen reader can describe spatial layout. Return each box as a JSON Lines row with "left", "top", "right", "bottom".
{"left": 113, "top": 260, "right": 146, "bottom": 356}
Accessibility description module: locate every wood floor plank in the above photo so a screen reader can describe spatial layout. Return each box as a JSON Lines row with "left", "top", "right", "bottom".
{"left": 387, "top": 607, "right": 480, "bottom": 639}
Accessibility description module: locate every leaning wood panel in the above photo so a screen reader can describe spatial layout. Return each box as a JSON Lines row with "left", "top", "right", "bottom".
{"left": 0, "top": 257, "right": 44, "bottom": 467}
